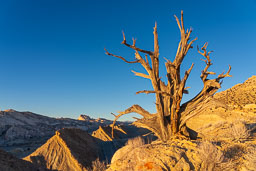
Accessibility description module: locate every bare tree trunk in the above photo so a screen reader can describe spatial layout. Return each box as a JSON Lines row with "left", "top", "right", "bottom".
{"left": 105, "top": 11, "right": 231, "bottom": 141}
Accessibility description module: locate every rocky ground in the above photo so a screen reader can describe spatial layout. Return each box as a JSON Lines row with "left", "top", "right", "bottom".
{"left": 107, "top": 124, "right": 256, "bottom": 171}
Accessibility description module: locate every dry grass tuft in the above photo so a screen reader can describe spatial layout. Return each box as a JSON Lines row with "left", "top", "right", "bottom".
{"left": 197, "top": 141, "right": 224, "bottom": 171}
{"left": 229, "top": 120, "right": 250, "bottom": 142}
{"left": 244, "top": 145, "right": 256, "bottom": 170}
{"left": 224, "top": 144, "right": 244, "bottom": 159}
{"left": 88, "top": 158, "right": 107, "bottom": 171}
{"left": 125, "top": 136, "right": 145, "bottom": 148}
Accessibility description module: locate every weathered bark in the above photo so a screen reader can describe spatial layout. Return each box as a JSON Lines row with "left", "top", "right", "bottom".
{"left": 105, "top": 11, "right": 231, "bottom": 141}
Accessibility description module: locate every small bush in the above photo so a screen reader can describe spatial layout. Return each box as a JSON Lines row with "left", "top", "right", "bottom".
{"left": 197, "top": 141, "right": 224, "bottom": 171}
{"left": 224, "top": 144, "right": 244, "bottom": 159}
{"left": 244, "top": 145, "right": 256, "bottom": 170}
{"left": 125, "top": 136, "right": 145, "bottom": 148}
{"left": 229, "top": 121, "right": 250, "bottom": 141}
{"left": 88, "top": 158, "right": 107, "bottom": 171}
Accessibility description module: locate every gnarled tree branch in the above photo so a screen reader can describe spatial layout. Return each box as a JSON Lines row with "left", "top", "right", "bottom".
{"left": 136, "top": 90, "right": 172, "bottom": 97}
{"left": 121, "top": 31, "right": 154, "bottom": 56}
{"left": 111, "top": 105, "right": 152, "bottom": 138}
{"left": 104, "top": 48, "right": 139, "bottom": 64}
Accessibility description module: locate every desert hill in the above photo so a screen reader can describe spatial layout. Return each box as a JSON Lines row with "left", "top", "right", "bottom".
{"left": 23, "top": 125, "right": 153, "bottom": 170}
{"left": 92, "top": 125, "right": 150, "bottom": 141}
{"left": 0, "top": 148, "right": 44, "bottom": 171}
{"left": 92, "top": 126, "right": 126, "bottom": 141}
{"left": 24, "top": 128, "right": 102, "bottom": 171}
{"left": 185, "top": 75, "right": 256, "bottom": 133}
{"left": 214, "top": 75, "right": 256, "bottom": 108}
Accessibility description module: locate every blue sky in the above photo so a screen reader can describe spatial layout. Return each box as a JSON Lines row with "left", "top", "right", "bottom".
{"left": 0, "top": 0, "right": 255, "bottom": 120}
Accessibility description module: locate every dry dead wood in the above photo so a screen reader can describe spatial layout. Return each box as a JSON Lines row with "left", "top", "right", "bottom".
{"left": 105, "top": 11, "right": 231, "bottom": 141}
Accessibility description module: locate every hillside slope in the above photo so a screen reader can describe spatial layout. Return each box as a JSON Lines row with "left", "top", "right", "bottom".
{"left": 214, "top": 75, "right": 256, "bottom": 107}
{"left": 0, "top": 148, "right": 43, "bottom": 171}
{"left": 24, "top": 128, "right": 101, "bottom": 171}
{"left": 185, "top": 76, "right": 256, "bottom": 132}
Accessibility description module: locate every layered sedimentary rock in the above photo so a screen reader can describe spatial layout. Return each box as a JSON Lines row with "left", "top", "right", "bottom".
{"left": 24, "top": 128, "right": 102, "bottom": 171}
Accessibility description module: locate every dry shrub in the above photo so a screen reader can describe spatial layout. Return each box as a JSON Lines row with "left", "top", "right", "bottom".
{"left": 229, "top": 120, "right": 250, "bottom": 141}
{"left": 244, "top": 145, "right": 256, "bottom": 170}
{"left": 88, "top": 158, "right": 107, "bottom": 171}
{"left": 125, "top": 136, "right": 145, "bottom": 148}
{"left": 197, "top": 141, "right": 224, "bottom": 171}
{"left": 224, "top": 144, "right": 244, "bottom": 159}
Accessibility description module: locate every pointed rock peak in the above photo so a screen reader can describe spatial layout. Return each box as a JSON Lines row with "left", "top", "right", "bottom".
{"left": 78, "top": 114, "right": 91, "bottom": 121}
{"left": 4, "top": 109, "right": 17, "bottom": 112}
{"left": 24, "top": 128, "right": 102, "bottom": 171}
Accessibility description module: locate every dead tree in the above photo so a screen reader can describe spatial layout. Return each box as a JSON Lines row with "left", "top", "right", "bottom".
{"left": 105, "top": 11, "right": 231, "bottom": 141}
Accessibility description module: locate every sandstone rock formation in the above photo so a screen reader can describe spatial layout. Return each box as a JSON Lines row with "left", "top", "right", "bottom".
{"left": 107, "top": 139, "right": 200, "bottom": 171}
{"left": 92, "top": 125, "right": 128, "bottom": 141}
{"left": 92, "top": 124, "right": 152, "bottom": 141}
{"left": 108, "top": 136, "right": 256, "bottom": 170}
{"left": 78, "top": 114, "right": 91, "bottom": 121}
{"left": 24, "top": 128, "right": 102, "bottom": 171}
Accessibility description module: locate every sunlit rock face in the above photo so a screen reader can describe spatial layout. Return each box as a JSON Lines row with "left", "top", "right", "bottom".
{"left": 78, "top": 114, "right": 91, "bottom": 121}
{"left": 24, "top": 128, "right": 102, "bottom": 171}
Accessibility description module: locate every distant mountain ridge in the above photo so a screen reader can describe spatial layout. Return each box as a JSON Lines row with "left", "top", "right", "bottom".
{"left": 0, "top": 109, "right": 112, "bottom": 155}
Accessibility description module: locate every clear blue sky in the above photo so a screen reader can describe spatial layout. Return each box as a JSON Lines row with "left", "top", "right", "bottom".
{"left": 0, "top": 0, "right": 255, "bottom": 120}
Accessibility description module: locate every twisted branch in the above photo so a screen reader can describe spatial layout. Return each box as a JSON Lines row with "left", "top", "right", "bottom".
{"left": 104, "top": 48, "right": 139, "bottom": 64}
{"left": 111, "top": 105, "right": 152, "bottom": 138}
